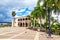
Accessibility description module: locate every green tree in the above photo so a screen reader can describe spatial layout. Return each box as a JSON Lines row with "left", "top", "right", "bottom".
{"left": 31, "top": 9, "right": 37, "bottom": 29}
{"left": 12, "top": 11, "right": 16, "bottom": 17}
{"left": 43, "top": 0, "right": 60, "bottom": 37}
{"left": 12, "top": 11, "right": 16, "bottom": 27}
{"left": 30, "top": 0, "right": 47, "bottom": 30}
{"left": 37, "top": 0, "right": 47, "bottom": 31}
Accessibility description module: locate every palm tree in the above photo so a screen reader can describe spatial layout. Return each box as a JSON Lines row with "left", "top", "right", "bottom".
{"left": 36, "top": 0, "right": 47, "bottom": 31}
{"left": 43, "top": 0, "right": 60, "bottom": 37}
{"left": 30, "top": 0, "right": 47, "bottom": 30}
{"left": 12, "top": 11, "right": 16, "bottom": 17}
{"left": 42, "top": 0, "right": 55, "bottom": 37}
{"left": 52, "top": 0, "right": 60, "bottom": 22}
{"left": 12, "top": 11, "right": 16, "bottom": 27}
{"left": 31, "top": 9, "right": 37, "bottom": 29}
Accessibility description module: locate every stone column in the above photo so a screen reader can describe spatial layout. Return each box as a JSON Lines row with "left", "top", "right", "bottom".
{"left": 22, "top": 23, "right": 23, "bottom": 27}
{"left": 23, "top": 23, "right": 24, "bottom": 27}
{"left": 24, "top": 23, "right": 26, "bottom": 27}
{"left": 28, "top": 23, "right": 29, "bottom": 27}
{"left": 15, "top": 18, "right": 18, "bottom": 27}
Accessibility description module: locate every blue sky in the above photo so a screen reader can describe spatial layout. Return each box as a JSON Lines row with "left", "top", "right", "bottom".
{"left": 0, "top": 0, "right": 37, "bottom": 22}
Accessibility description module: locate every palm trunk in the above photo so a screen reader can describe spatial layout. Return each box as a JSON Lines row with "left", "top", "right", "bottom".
{"left": 39, "top": 18, "right": 42, "bottom": 31}
{"left": 33, "top": 18, "right": 35, "bottom": 29}
{"left": 34, "top": 18, "right": 35, "bottom": 27}
{"left": 12, "top": 18, "right": 15, "bottom": 27}
{"left": 47, "top": 8, "right": 51, "bottom": 37}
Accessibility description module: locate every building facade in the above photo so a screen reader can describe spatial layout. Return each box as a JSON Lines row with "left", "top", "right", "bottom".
{"left": 12, "top": 16, "right": 31, "bottom": 27}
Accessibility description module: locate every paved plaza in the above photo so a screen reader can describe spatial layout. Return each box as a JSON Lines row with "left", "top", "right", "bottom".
{"left": 0, "top": 27, "right": 60, "bottom": 40}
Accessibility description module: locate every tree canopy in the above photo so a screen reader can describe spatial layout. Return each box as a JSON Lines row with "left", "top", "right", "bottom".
{"left": 12, "top": 11, "right": 16, "bottom": 17}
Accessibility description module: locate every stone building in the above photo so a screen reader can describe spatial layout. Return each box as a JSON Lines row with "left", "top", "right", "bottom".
{"left": 12, "top": 16, "right": 31, "bottom": 27}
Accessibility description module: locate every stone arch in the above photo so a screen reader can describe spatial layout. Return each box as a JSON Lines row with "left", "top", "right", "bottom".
{"left": 25, "top": 23, "right": 28, "bottom": 27}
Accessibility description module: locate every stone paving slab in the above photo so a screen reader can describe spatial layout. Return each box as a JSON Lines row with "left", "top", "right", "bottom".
{"left": 12, "top": 30, "right": 36, "bottom": 40}
{"left": 0, "top": 27, "right": 27, "bottom": 39}
{"left": 0, "top": 39, "right": 33, "bottom": 40}
{"left": 0, "top": 27, "right": 26, "bottom": 34}
{"left": 0, "top": 27, "right": 60, "bottom": 40}
{"left": 0, "top": 31, "right": 22, "bottom": 39}
{"left": 39, "top": 32, "right": 60, "bottom": 40}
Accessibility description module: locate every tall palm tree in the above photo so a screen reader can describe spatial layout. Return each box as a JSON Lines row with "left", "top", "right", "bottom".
{"left": 36, "top": 0, "right": 47, "bottom": 31}
{"left": 12, "top": 11, "right": 16, "bottom": 27}
{"left": 52, "top": 0, "right": 60, "bottom": 22}
{"left": 31, "top": 9, "right": 37, "bottom": 29}
{"left": 30, "top": 0, "right": 47, "bottom": 30}
{"left": 43, "top": 0, "right": 60, "bottom": 37}
{"left": 43, "top": 0, "right": 55, "bottom": 37}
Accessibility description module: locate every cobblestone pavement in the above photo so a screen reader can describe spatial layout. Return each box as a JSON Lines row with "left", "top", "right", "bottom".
{"left": 0, "top": 27, "right": 37, "bottom": 40}
{"left": 39, "top": 32, "right": 60, "bottom": 40}
{"left": 0, "top": 27, "right": 60, "bottom": 40}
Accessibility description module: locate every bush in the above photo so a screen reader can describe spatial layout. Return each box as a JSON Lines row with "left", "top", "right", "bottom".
{"left": 3, "top": 24, "right": 12, "bottom": 27}
{"left": 50, "top": 23, "right": 60, "bottom": 35}
{"left": 28, "top": 26, "right": 33, "bottom": 29}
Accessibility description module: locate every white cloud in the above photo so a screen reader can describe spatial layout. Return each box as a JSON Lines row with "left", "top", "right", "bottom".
{"left": 0, "top": 0, "right": 37, "bottom": 22}
{"left": 15, "top": 15, "right": 19, "bottom": 17}
{"left": 25, "top": 11, "right": 31, "bottom": 15}
{"left": 0, "top": 0, "right": 37, "bottom": 9}
{"left": 16, "top": 9, "right": 25, "bottom": 12}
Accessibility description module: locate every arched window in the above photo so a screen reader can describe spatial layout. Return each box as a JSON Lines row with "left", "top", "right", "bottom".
{"left": 26, "top": 18, "right": 27, "bottom": 20}
{"left": 26, "top": 23, "right": 28, "bottom": 27}
{"left": 18, "top": 23, "right": 22, "bottom": 27}
{"left": 23, "top": 18, "right": 24, "bottom": 20}
{"left": 18, "top": 19, "right": 22, "bottom": 21}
